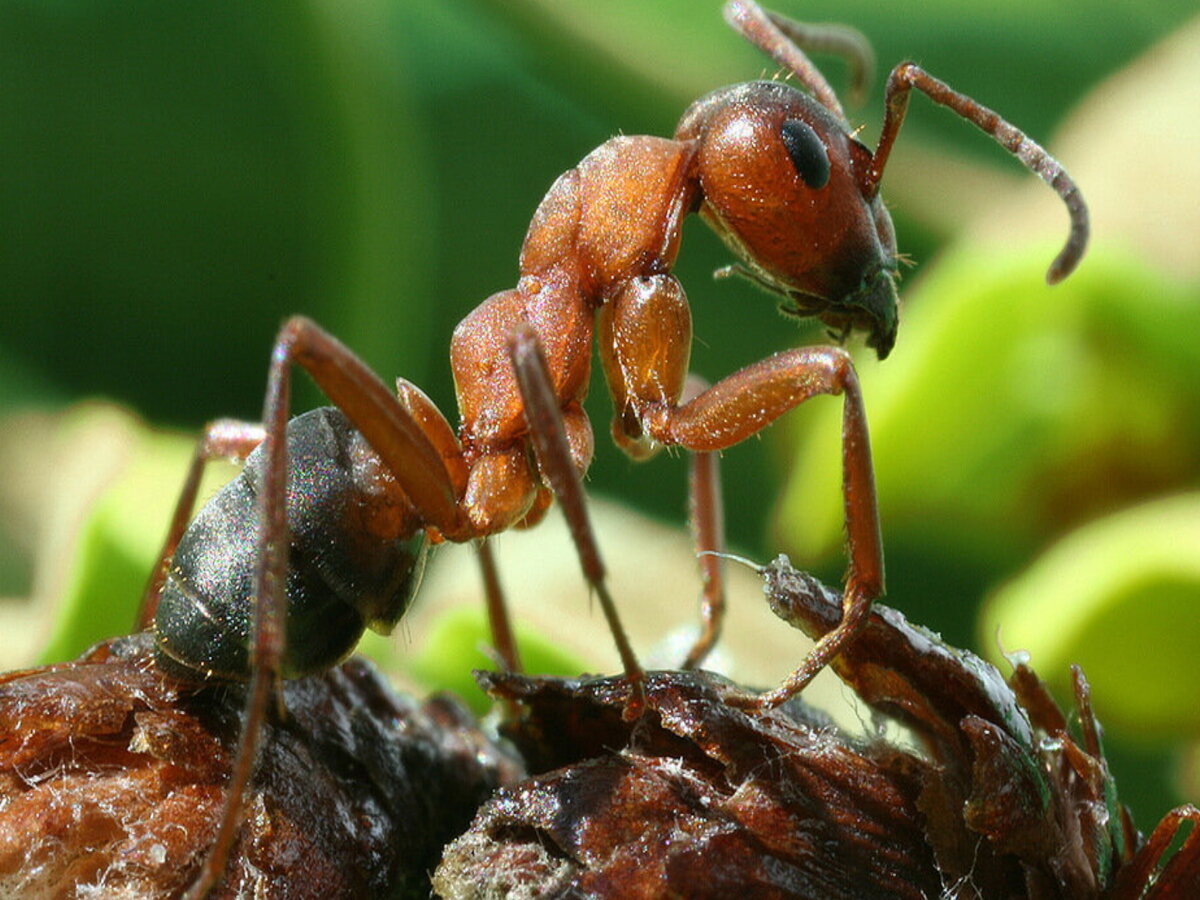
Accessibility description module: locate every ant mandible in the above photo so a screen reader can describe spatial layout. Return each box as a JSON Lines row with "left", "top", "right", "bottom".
{"left": 137, "top": 1, "right": 1088, "bottom": 895}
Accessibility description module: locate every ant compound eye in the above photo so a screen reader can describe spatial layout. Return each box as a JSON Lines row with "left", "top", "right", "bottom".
{"left": 780, "top": 118, "right": 830, "bottom": 189}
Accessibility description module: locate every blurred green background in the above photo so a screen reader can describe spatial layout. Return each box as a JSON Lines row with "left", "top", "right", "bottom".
{"left": 1, "top": 0, "right": 1198, "bottom": 841}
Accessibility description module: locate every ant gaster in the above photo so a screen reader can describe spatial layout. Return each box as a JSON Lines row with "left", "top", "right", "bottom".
{"left": 138, "top": 1, "right": 1088, "bottom": 895}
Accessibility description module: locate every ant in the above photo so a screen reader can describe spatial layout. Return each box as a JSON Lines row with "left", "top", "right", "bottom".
{"left": 135, "top": 1, "right": 1087, "bottom": 895}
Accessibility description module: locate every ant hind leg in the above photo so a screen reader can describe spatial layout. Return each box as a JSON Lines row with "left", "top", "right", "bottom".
{"left": 184, "top": 315, "right": 469, "bottom": 898}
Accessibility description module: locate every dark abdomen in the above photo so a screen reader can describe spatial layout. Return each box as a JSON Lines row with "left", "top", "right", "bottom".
{"left": 155, "top": 407, "right": 429, "bottom": 682}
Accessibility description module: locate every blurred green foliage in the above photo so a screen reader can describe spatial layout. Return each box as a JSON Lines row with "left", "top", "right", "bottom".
{"left": 780, "top": 249, "right": 1200, "bottom": 636}
{"left": 2, "top": 0, "right": 1198, "bottom": 832}
{"left": 3, "top": 0, "right": 1194, "bottom": 539}
{"left": 983, "top": 493, "right": 1200, "bottom": 737}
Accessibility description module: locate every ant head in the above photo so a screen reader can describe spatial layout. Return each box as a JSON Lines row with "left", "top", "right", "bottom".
{"left": 677, "top": 80, "right": 899, "bottom": 359}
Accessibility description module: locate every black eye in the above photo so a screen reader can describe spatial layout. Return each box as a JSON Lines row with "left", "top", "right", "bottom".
{"left": 780, "top": 118, "right": 830, "bottom": 189}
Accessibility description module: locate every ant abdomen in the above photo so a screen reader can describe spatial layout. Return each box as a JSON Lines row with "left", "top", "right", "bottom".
{"left": 154, "top": 407, "right": 430, "bottom": 683}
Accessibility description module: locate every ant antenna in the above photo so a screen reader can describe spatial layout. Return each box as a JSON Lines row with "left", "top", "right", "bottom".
{"left": 864, "top": 63, "right": 1089, "bottom": 283}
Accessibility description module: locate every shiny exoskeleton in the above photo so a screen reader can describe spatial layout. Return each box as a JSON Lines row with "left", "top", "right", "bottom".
{"left": 138, "top": 2, "right": 1088, "bottom": 896}
{"left": 154, "top": 408, "right": 428, "bottom": 683}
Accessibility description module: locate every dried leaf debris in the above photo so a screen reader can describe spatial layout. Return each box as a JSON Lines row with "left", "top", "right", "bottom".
{"left": 436, "top": 557, "right": 1199, "bottom": 900}
{"left": 0, "top": 633, "right": 514, "bottom": 899}
{"left": 1, "top": 559, "right": 1196, "bottom": 898}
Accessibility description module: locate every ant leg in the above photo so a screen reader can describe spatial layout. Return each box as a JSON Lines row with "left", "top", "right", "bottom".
{"left": 865, "top": 62, "right": 1088, "bottom": 283}
{"left": 476, "top": 537, "right": 522, "bottom": 673}
{"left": 268, "top": 316, "right": 464, "bottom": 537}
{"left": 724, "top": 0, "right": 872, "bottom": 116}
{"left": 137, "top": 420, "right": 266, "bottom": 629}
{"left": 598, "top": 277, "right": 879, "bottom": 706}
{"left": 184, "top": 332, "right": 309, "bottom": 899}
{"left": 680, "top": 375, "right": 726, "bottom": 671}
{"left": 641, "top": 346, "right": 882, "bottom": 711}
{"left": 508, "top": 324, "right": 645, "bottom": 709}
{"left": 391, "top": 376, "right": 521, "bottom": 671}
{"left": 186, "top": 316, "right": 470, "bottom": 899}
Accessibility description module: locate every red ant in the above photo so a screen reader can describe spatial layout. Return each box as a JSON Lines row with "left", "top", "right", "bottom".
{"left": 137, "top": 1, "right": 1087, "bottom": 895}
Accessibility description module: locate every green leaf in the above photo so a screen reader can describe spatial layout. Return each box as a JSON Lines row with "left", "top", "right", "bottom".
{"left": 362, "top": 607, "right": 587, "bottom": 716}
{"left": 775, "top": 249, "right": 1200, "bottom": 573}
{"left": 980, "top": 494, "right": 1200, "bottom": 737}
{"left": 35, "top": 406, "right": 234, "bottom": 666}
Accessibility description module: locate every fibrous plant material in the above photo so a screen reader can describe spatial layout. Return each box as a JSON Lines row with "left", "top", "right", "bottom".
{"left": 1, "top": 561, "right": 1195, "bottom": 898}
{"left": 0, "top": 633, "right": 516, "bottom": 899}
{"left": 435, "top": 558, "right": 1198, "bottom": 900}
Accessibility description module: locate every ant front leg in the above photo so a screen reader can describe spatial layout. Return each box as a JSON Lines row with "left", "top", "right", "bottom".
{"left": 865, "top": 62, "right": 1088, "bottom": 283}
{"left": 664, "top": 348, "right": 882, "bottom": 711}
{"left": 601, "top": 274, "right": 883, "bottom": 711}
{"left": 598, "top": 279, "right": 730, "bottom": 672}
{"left": 138, "top": 419, "right": 266, "bottom": 629}
{"left": 599, "top": 284, "right": 729, "bottom": 670}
